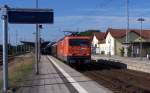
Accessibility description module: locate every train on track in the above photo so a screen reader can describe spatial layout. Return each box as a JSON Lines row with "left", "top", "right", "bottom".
{"left": 51, "top": 35, "right": 91, "bottom": 64}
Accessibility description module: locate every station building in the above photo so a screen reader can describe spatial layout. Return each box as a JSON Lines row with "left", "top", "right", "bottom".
{"left": 92, "top": 28, "right": 150, "bottom": 57}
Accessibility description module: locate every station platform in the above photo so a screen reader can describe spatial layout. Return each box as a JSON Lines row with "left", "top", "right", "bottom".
{"left": 16, "top": 55, "right": 112, "bottom": 93}
{"left": 92, "top": 55, "right": 150, "bottom": 73}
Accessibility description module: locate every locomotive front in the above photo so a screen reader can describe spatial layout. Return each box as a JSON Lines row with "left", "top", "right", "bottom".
{"left": 67, "top": 36, "right": 91, "bottom": 64}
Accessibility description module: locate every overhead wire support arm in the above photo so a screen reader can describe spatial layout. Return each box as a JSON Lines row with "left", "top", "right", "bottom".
{"left": 63, "top": 31, "right": 79, "bottom": 36}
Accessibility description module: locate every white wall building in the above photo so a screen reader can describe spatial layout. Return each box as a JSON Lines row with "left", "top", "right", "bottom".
{"left": 105, "top": 32, "right": 115, "bottom": 55}
{"left": 91, "top": 32, "right": 106, "bottom": 54}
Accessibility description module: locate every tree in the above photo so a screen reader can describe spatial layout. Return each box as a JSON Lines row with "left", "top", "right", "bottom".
{"left": 78, "top": 29, "right": 100, "bottom": 36}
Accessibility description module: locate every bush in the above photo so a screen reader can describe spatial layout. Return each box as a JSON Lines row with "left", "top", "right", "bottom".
{"left": 120, "top": 47, "right": 124, "bottom": 57}
{"left": 0, "top": 56, "right": 34, "bottom": 92}
{"left": 127, "top": 47, "right": 132, "bottom": 57}
{"left": 146, "top": 48, "right": 150, "bottom": 54}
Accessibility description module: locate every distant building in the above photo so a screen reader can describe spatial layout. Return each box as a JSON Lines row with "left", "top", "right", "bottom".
{"left": 91, "top": 32, "right": 105, "bottom": 54}
{"left": 91, "top": 28, "right": 150, "bottom": 57}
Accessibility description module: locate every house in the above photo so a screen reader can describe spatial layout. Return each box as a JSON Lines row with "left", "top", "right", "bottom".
{"left": 92, "top": 28, "right": 150, "bottom": 56}
{"left": 91, "top": 32, "right": 105, "bottom": 54}
{"left": 105, "top": 28, "right": 127, "bottom": 56}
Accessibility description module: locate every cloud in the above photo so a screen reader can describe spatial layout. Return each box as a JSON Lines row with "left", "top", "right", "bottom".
{"left": 78, "top": 7, "right": 150, "bottom": 17}
{"left": 79, "top": 8, "right": 111, "bottom": 12}
{"left": 130, "top": 8, "right": 150, "bottom": 17}
{"left": 130, "top": 8, "right": 150, "bottom": 12}
{"left": 54, "top": 15, "right": 126, "bottom": 28}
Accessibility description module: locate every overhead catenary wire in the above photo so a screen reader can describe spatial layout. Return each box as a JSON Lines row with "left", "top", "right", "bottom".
{"left": 68, "top": 0, "right": 114, "bottom": 28}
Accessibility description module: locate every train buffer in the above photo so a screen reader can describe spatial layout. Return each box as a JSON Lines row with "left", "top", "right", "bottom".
{"left": 16, "top": 55, "right": 112, "bottom": 93}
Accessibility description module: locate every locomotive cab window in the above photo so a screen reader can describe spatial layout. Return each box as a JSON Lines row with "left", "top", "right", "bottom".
{"left": 69, "top": 39, "right": 89, "bottom": 46}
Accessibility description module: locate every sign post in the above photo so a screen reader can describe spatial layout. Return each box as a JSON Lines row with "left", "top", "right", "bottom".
{"left": 7, "top": 8, "right": 53, "bottom": 75}
{"left": 7, "top": 8, "right": 53, "bottom": 24}
{"left": 0, "top": 6, "right": 53, "bottom": 92}
{"left": 1, "top": 5, "right": 8, "bottom": 93}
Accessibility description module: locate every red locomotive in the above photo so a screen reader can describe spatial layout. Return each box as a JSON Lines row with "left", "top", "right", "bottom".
{"left": 52, "top": 36, "right": 91, "bottom": 64}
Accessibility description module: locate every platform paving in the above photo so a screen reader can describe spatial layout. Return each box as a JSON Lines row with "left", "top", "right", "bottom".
{"left": 92, "top": 55, "right": 150, "bottom": 73}
{"left": 16, "top": 55, "right": 112, "bottom": 93}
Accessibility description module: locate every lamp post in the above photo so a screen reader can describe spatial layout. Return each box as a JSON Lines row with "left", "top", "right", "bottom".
{"left": 16, "top": 30, "right": 18, "bottom": 55}
{"left": 137, "top": 18, "right": 145, "bottom": 60}
{"left": 38, "top": 25, "right": 43, "bottom": 63}
{"left": 35, "top": 0, "right": 39, "bottom": 75}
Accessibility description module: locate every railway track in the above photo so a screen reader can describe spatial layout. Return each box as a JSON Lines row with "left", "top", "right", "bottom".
{"left": 74, "top": 62, "right": 150, "bottom": 93}
{"left": 122, "top": 69, "right": 150, "bottom": 81}
{"left": 0, "top": 52, "right": 31, "bottom": 65}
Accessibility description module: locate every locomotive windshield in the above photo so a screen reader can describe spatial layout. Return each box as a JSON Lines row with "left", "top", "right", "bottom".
{"left": 69, "top": 39, "right": 89, "bottom": 46}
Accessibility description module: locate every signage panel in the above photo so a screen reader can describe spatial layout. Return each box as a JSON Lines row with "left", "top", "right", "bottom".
{"left": 8, "top": 8, "right": 53, "bottom": 24}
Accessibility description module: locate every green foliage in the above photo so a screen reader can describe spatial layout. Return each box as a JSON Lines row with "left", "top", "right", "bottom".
{"left": 120, "top": 47, "right": 124, "bottom": 57}
{"left": 8, "top": 61, "right": 33, "bottom": 88}
{"left": 146, "top": 48, "right": 150, "bottom": 54}
{"left": 78, "top": 29, "right": 100, "bottom": 36}
{"left": 101, "top": 51, "right": 105, "bottom": 55}
{"left": 127, "top": 47, "right": 132, "bottom": 57}
{"left": 0, "top": 57, "right": 34, "bottom": 92}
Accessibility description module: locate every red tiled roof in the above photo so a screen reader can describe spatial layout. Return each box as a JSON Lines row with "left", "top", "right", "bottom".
{"left": 93, "top": 32, "right": 106, "bottom": 43}
{"left": 130, "top": 29, "right": 150, "bottom": 39}
{"left": 106, "top": 28, "right": 126, "bottom": 38}
{"left": 106, "top": 28, "right": 150, "bottom": 39}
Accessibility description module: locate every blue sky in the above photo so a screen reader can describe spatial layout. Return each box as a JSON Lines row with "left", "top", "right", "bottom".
{"left": 0, "top": 0, "right": 150, "bottom": 45}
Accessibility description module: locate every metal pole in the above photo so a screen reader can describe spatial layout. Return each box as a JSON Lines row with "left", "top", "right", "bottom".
{"left": 2, "top": 5, "right": 8, "bottom": 92}
{"left": 137, "top": 18, "right": 145, "bottom": 60}
{"left": 35, "top": 24, "right": 39, "bottom": 75}
{"left": 20, "top": 43, "right": 22, "bottom": 55}
{"left": 140, "top": 20, "right": 143, "bottom": 60}
{"left": 8, "top": 31, "right": 10, "bottom": 55}
{"left": 16, "top": 30, "right": 18, "bottom": 55}
{"left": 35, "top": 0, "right": 39, "bottom": 75}
{"left": 21, "top": 38, "right": 23, "bottom": 54}
{"left": 125, "top": 0, "right": 129, "bottom": 57}
{"left": 23, "top": 36, "right": 25, "bottom": 54}
{"left": 24, "top": 36, "right": 27, "bottom": 54}
{"left": 126, "top": 0, "right": 129, "bottom": 42}
{"left": 38, "top": 25, "right": 42, "bottom": 62}
{"left": 38, "top": 26, "right": 40, "bottom": 63}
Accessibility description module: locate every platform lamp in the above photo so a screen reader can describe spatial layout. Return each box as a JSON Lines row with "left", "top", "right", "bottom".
{"left": 137, "top": 18, "right": 145, "bottom": 60}
{"left": 35, "top": 0, "right": 39, "bottom": 75}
